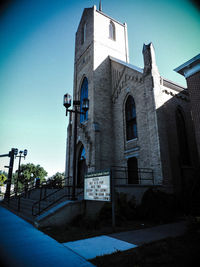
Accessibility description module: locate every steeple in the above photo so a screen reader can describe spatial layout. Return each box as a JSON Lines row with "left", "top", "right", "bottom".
{"left": 99, "top": 0, "right": 102, "bottom": 11}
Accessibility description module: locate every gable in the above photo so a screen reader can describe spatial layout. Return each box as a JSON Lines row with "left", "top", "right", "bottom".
{"left": 110, "top": 58, "right": 144, "bottom": 103}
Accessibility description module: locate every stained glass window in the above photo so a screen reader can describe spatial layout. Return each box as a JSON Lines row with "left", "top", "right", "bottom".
{"left": 80, "top": 77, "right": 88, "bottom": 123}
{"left": 125, "top": 96, "right": 137, "bottom": 140}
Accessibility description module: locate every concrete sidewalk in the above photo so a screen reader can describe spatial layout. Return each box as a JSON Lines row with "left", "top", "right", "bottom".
{"left": 109, "top": 221, "right": 187, "bottom": 245}
{"left": 0, "top": 204, "right": 187, "bottom": 265}
{"left": 0, "top": 206, "right": 94, "bottom": 267}
{"left": 62, "top": 221, "right": 187, "bottom": 260}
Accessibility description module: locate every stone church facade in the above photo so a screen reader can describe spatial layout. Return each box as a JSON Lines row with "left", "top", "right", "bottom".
{"left": 65, "top": 6, "right": 198, "bottom": 203}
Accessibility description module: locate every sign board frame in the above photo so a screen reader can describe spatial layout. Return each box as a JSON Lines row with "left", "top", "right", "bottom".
{"left": 84, "top": 170, "right": 111, "bottom": 202}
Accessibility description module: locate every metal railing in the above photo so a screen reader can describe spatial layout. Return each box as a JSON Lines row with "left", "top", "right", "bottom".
{"left": 32, "top": 177, "right": 83, "bottom": 216}
{"left": 111, "top": 166, "right": 154, "bottom": 185}
{"left": 2, "top": 177, "right": 68, "bottom": 212}
{"left": 2, "top": 181, "right": 38, "bottom": 212}
{"left": 2, "top": 166, "right": 154, "bottom": 217}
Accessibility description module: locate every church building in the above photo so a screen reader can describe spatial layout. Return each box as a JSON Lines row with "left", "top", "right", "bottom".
{"left": 65, "top": 5, "right": 198, "bottom": 203}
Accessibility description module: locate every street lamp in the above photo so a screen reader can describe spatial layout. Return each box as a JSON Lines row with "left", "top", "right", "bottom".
{"left": 63, "top": 93, "right": 89, "bottom": 200}
{"left": 15, "top": 149, "right": 28, "bottom": 197}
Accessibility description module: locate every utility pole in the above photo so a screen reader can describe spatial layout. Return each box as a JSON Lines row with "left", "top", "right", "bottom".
{"left": 4, "top": 148, "right": 18, "bottom": 202}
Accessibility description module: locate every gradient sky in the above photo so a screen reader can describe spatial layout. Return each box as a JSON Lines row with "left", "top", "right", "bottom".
{"left": 0, "top": 0, "right": 200, "bottom": 177}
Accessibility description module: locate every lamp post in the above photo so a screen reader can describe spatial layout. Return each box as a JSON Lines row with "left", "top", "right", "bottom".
{"left": 63, "top": 93, "right": 89, "bottom": 200}
{"left": 15, "top": 149, "right": 27, "bottom": 197}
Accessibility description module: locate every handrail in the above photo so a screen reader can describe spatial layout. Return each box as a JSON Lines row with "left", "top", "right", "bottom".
{"left": 32, "top": 185, "right": 83, "bottom": 216}
{"left": 32, "top": 185, "right": 71, "bottom": 208}
{"left": 111, "top": 166, "right": 153, "bottom": 172}
{"left": 2, "top": 176, "right": 71, "bottom": 213}
{"left": 31, "top": 176, "right": 70, "bottom": 215}
{"left": 111, "top": 166, "right": 154, "bottom": 185}
{"left": 32, "top": 187, "right": 84, "bottom": 217}
{"left": 3, "top": 177, "right": 67, "bottom": 210}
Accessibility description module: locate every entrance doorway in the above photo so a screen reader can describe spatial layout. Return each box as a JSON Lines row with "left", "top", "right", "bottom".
{"left": 127, "top": 157, "right": 138, "bottom": 184}
{"left": 77, "top": 146, "right": 87, "bottom": 187}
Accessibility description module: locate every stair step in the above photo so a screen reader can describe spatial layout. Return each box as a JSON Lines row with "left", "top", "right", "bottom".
{"left": 1, "top": 186, "right": 83, "bottom": 222}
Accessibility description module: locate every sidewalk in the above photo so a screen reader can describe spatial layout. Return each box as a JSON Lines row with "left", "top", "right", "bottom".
{"left": 0, "top": 206, "right": 94, "bottom": 267}
{"left": 109, "top": 220, "right": 187, "bottom": 245}
{"left": 0, "top": 204, "right": 187, "bottom": 266}
{"left": 63, "top": 221, "right": 187, "bottom": 260}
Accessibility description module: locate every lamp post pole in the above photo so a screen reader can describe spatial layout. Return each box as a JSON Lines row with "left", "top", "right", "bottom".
{"left": 16, "top": 153, "right": 22, "bottom": 197}
{"left": 72, "top": 106, "right": 78, "bottom": 200}
{"left": 63, "top": 94, "right": 89, "bottom": 200}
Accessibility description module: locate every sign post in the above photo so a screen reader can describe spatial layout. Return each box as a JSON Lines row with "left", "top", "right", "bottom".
{"left": 84, "top": 170, "right": 115, "bottom": 229}
{"left": 111, "top": 169, "right": 116, "bottom": 231}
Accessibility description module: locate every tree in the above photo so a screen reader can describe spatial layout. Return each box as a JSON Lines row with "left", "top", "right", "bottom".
{"left": 13, "top": 163, "right": 48, "bottom": 189}
{"left": 0, "top": 171, "right": 8, "bottom": 178}
{"left": 47, "top": 172, "right": 64, "bottom": 188}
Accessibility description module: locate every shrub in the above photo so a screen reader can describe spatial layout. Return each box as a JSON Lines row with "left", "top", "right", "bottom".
{"left": 98, "top": 193, "right": 137, "bottom": 226}
{"left": 138, "top": 188, "right": 177, "bottom": 222}
{"left": 69, "top": 213, "right": 100, "bottom": 230}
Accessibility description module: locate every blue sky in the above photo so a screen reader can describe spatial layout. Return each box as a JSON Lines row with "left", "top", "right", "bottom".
{"left": 0, "top": 0, "right": 199, "bottom": 177}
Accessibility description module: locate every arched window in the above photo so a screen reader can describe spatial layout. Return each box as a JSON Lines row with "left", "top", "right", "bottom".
{"left": 109, "top": 21, "right": 115, "bottom": 40}
{"left": 125, "top": 96, "right": 137, "bottom": 140}
{"left": 77, "top": 145, "right": 87, "bottom": 187}
{"left": 176, "top": 107, "right": 190, "bottom": 165}
{"left": 80, "top": 77, "right": 88, "bottom": 123}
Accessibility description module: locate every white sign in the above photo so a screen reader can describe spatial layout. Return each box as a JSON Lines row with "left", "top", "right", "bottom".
{"left": 84, "top": 171, "right": 111, "bottom": 201}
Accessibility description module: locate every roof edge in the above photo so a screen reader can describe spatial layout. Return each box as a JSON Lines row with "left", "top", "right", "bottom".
{"left": 174, "top": 53, "right": 200, "bottom": 77}
{"left": 109, "top": 56, "right": 143, "bottom": 73}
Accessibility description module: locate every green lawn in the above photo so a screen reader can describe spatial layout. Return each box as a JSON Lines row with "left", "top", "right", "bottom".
{"left": 41, "top": 219, "right": 157, "bottom": 243}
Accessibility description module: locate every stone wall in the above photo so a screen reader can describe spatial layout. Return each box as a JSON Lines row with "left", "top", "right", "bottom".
{"left": 65, "top": 6, "right": 198, "bottom": 204}
{"left": 187, "top": 72, "right": 200, "bottom": 159}
{"left": 156, "top": 78, "right": 199, "bottom": 194}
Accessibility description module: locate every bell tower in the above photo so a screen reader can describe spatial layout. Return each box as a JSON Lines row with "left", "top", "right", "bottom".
{"left": 74, "top": 5, "right": 129, "bottom": 98}
{"left": 68, "top": 5, "right": 130, "bottom": 177}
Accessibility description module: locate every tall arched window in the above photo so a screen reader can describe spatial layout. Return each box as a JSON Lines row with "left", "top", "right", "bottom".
{"left": 176, "top": 107, "right": 190, "bottom": 165}
{"left": 109, "top": 21, "right": 115, "bottom": 40}
{"left": 125, "top": 96, "right": 137, "bottom": 141}
{"left": 80, "top": 77, "right": 88, "bottom": 123}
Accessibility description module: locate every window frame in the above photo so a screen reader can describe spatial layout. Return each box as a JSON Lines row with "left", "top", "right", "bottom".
{"left": 80, "top": 77, "right": 89, "bottom": 124}
{"left": 109, "top": 21, "right": 116, "bottom": 41}
{"left": 125, "top": 95, "right": 137, "bottom": 141}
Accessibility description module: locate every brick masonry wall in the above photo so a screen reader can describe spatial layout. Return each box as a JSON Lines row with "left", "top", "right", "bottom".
{"left": 65, "top": 6, "right": 199, "bottom": 202}
{"left": 187, "top": 72, "right": 200, "bottom": 159}
{"left": 111, "top": 59, "right": 163, "bottom": 185}
{"left": 155, "top": 79, "right": 199, "bottom": 194}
